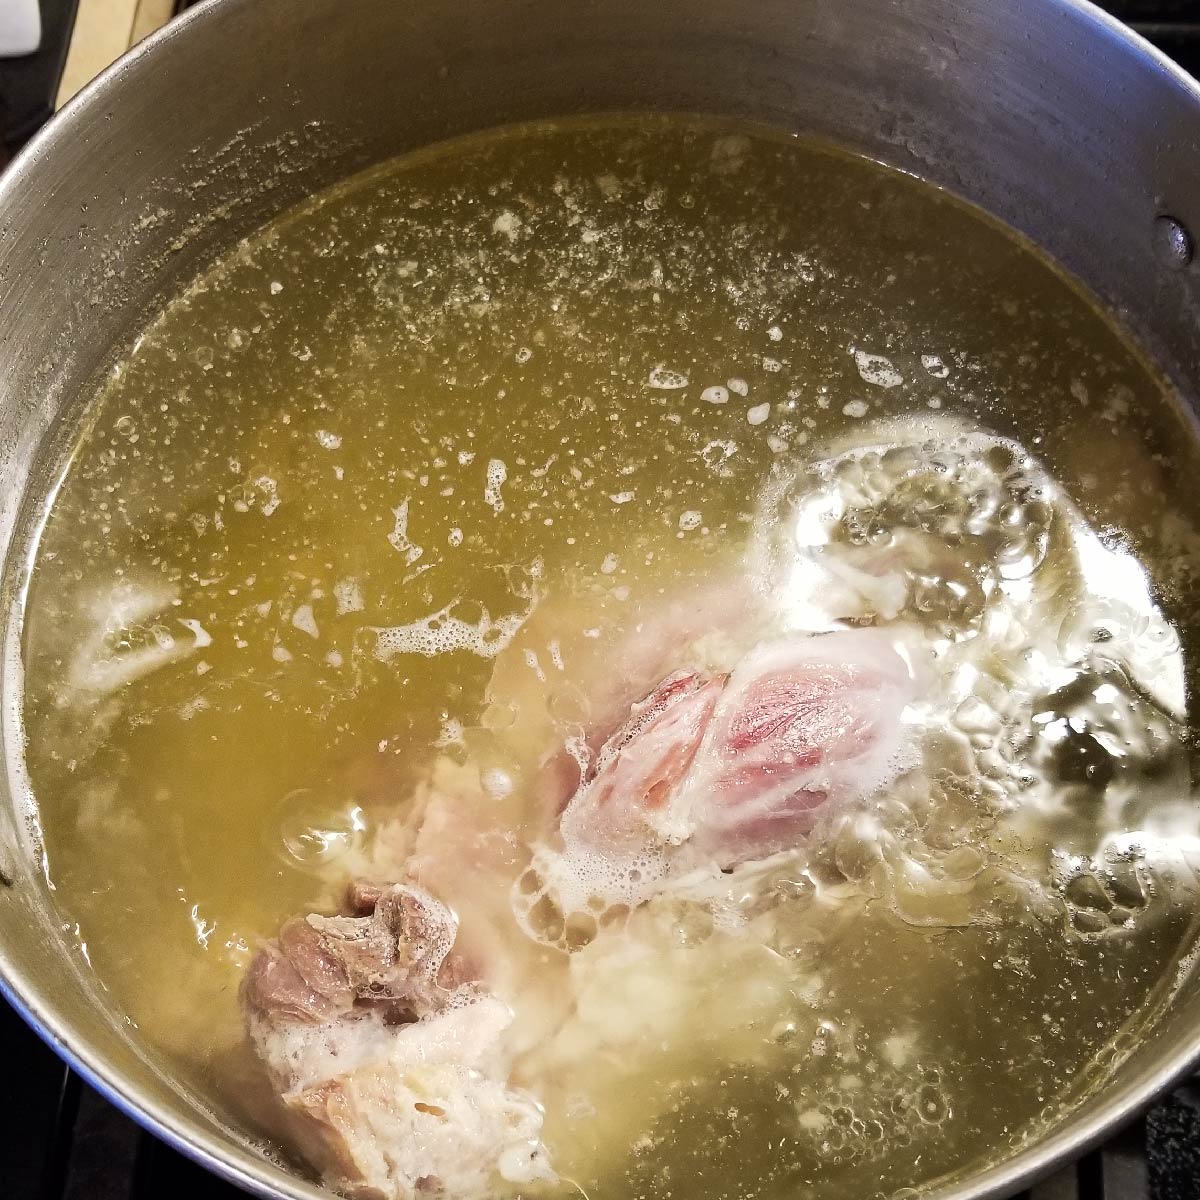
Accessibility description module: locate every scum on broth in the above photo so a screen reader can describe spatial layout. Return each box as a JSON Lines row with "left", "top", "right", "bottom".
{"left": 15, "top": 115, "right": 1200, "bottom": 1198}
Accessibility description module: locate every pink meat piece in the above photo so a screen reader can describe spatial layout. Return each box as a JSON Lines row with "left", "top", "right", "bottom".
{"left": 500, "top": 576, "right": 761, "bottom": 826}
{"left": 559, "top": 628, "right": 914, "bottom": 869}
{"left": 242, "top": 883, "right": 464, "bottom": 1029}
{"left": 566, "top": 670, "right": 725, "bottom": 851}
{"left": 242, "top": 883, "right": 554, "bottom": 1199}
{"left": 668, "top": 630, "right": 915, "bottom": 864}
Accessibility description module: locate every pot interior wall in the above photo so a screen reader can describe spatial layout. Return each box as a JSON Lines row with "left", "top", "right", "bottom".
{"left": 2, "top": 1, "right": 1199, "bottom": 1197}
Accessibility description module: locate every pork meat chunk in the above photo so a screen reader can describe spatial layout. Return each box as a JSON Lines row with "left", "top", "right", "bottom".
{"left": 243, "top": 883, "right": 552, "bottom": 1200}
{"left": 669, "top": 629, "right": 916, "bottom": 863}
{"left": 559, "top": 628, "right": 915, "bottom": 870}
{"left": 564, "top": 669, "right": 726, "bottom": 852}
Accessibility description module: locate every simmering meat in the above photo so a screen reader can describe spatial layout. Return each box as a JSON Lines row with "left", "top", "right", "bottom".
{"left": 244, "top": 622, "right": 920, "bottom": 1195}
{"left": 245, "top": 885, "right": 460, "bottom": 1024}
{"left": 556, "top": 627, "right": 916, "bottom": 882}
{"left": 243, "top": 884, "right": 553, "bottom": 1199}
{"left": 566, "top": 668, "right": 726, "bottom": 852}
{"left": 672, "top": 630, "right": 916, "bottom": 863}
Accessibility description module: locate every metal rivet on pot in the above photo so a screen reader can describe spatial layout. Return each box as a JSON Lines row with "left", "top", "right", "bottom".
{"left": 1153, "top": 215, "right": 1194, "bottom": 270}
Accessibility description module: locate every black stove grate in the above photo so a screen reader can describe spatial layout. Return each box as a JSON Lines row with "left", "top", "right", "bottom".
{"left": 4, "top": 1, "right": 1200, "bottom": 1198}
{"left": 1102, "top": 0, "right": 1200, "bottom": 77}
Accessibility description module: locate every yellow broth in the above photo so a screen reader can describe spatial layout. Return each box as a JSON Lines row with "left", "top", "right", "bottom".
{"left": 17, "top": 116, "right": 1200, "bottom": 1198}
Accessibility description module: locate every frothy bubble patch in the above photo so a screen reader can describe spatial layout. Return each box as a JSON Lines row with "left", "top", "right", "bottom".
{"left": 853, "top": 350, "right": 904, "bottom": 389}
{"left": 387, "top": 499, "right": 424, "bottom": 565}
{"left": 701, "top": 439, "right": 738, "bottom": 478}
{"left": 372, "top": 603, "right": 529, "bottom": 662}
{"left": 485, "top": 460, "right": 508, "bottom": 514}
{"left": 513, "top": 839, "right": 669, "bottom": 950}
{"left": 371, "top": 565, "right": 539, "bottom": 661}
{"left": 255, "top": 476, "right": 280, "bottom": 516}
{"left": 334, "top": 578, "right": 364, "bottom": 615}
{"left": 648, "top": 366, "right": 689, "bottom": 390}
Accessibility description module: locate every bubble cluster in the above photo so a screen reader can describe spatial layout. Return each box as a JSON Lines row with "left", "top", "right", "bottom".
{"left": 371, "top": 565, "right": 540, "bottom": 662}
{"left": 752, "top": 418, "right": 1194, "bottom": 942}
{"left": 372, "top": 601, "right": 530, "bottom": 661}
{"left": 794, "top": 1037, "right": 953, "bottom": 1168}
{"left": 805, "top": 430, "right": 1055, "bottom": 634}
{"left": 512, "top": 841, "right": 664, "bottom": 951}
{"left": 1051, "top": 848, "right": 1155, "bottom": 938}
{"left": 273, "top": 789, "right": 368, "bottom": 870}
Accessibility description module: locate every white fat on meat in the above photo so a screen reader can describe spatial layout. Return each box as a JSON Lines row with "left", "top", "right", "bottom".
{"left": 249, "top": 999, "right": 551, "bottom": 1199}
{"left": 249, "top": 990, "right": 509, "bottom": 1095}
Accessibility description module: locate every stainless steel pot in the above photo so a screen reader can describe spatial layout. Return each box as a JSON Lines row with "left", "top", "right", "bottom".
{"left": 2, "top": 1, "right": 1199, "bottom": 1197}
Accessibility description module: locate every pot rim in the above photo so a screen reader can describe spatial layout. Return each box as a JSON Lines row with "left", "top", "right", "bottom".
{"left": 2, "top": 2, "right": 1200, "bottom": 1199}
{"left": 0, "top": 10, "right": 325, "bottom": 1197}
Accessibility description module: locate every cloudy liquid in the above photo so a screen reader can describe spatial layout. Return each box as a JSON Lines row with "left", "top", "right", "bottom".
{"left": 16, "top": 116, "right": 1200, "bottom": 1199}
